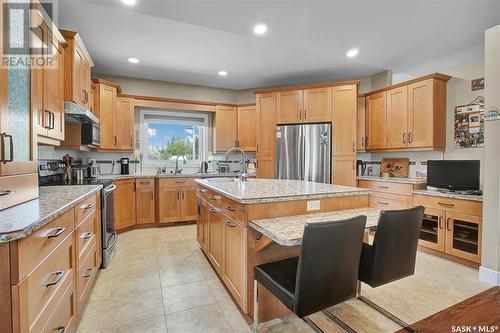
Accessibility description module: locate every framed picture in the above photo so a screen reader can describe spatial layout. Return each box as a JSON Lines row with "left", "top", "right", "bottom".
{"left": 471, "top": 78, "right": 484, "bottom": 91}
{"left": 454, "top": 99, "right": 485, "bottom": 148}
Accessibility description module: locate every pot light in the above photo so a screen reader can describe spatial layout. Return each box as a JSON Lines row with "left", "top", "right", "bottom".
{"left": 347, "top": 48, "right": 359, "bottom": 58}
{"left": 253, "top": 23, "right": 268, "bottom": 35}
{"left": 218, "top": 70, "right": 228, "bottom": 77}
{"left": 127, "top": 57, "right": 140, "bottom": 64}
{"left": 121, "top": 0, "right": 136, "bottom": 5}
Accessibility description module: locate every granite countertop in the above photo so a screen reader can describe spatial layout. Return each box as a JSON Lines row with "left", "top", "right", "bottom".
{"left": 97, "top": 172, "right": 253, "bottom": 181}
{"left": 250, "top": 208, "right": 381, "bottom": 246}
{"left": 413, "top": 190, "right": 483, "bottom": 202}
{"left": 357, "top": 176, "right": 427, "bottom": 185}
{"left": 195, "top": 178, "right": 371, "bottom": 204}
{"left": 0, "top": 185, "right": 102, "bottom": 243}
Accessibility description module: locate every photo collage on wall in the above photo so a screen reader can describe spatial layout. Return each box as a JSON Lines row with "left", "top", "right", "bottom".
{"left": 454, "top": 96, "right": 485, "bottom": 148}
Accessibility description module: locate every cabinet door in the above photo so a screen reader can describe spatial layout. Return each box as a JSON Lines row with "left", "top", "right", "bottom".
{"left": 81, "top": 57, "right": 91, "bottom": 110}
{"left": 256, "top": 155, "right": 275, "bottom": 179}
{"left": 72, "top": 45, "right": 85, "bottom": 107}
{"left": 208, "top": 208, "right": 223, "bottom": 274}
{"left": 356, "top": 97, "right": 366, "bottom": 151}
{"left": 332, "top": 85, "right": 356, "bottom": 155}
{"left": 114, "top": 180, "right": 136, "bottom": 230}
{"left": 445, "top": 212, "right": 482, "bottom": 263}
{"left": 44, "top": 31, "right": 65, "bottom": 141}
{"left": 407, "top": 79, "right": 434, "bottom": 148}
{"left": 386, "top": 86, "right": 408, "bottom": 149}
{"left": 97, "top": 84, "right": 117, "bottom": 149}
{"left": 303, "top": 87, "right": 331, "bottom": 123}
{"left": 222, "top": 219, "right": 247, "bottom": 311}
{"left": 135, "top": 186, "right": 155, "bottom": 224}
{"left": 180, "top": 185, "right": 198, "bottom": 221}
{"left": 197, "top": 199, "right": 205, "bottom": 247}
{"left": 256, "top": 92, "right": 277, "bottom": 156}
{"left": 89, "top": 83, "right": 95, "bottom": 115}
{"left": 366, "top": 91, "right": 386, "bottom": 150}
{"left": 237, "top": 105, "right": 257, "bottom": 151}
{"left": 332, "top": 155, "right": 356, "bottom": 187}
{"left": 277, "top": 90, "right": 302, "bottom": 124}
{"left": 215, "top": 105, "right": 237, "bottom": 152}
{"left": 31, "top": 22, "right": 47, "bottom": 137}
{"left": 418, "top": 207, "right": 446, "bottom": 252}
{"left": 115, "top": 97, "right": 134, "bottom": 150}
{"left": 157, "top": 186, "right": 181, "bottom": 223}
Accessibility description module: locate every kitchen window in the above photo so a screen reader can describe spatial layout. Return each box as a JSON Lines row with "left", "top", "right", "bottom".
{"left": 140, "top": 110, "right": 209, "bottom": 164}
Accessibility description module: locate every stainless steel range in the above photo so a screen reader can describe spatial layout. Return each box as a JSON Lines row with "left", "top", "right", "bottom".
{"left": 38, "top": 160, "right": 117, "bottom": 268}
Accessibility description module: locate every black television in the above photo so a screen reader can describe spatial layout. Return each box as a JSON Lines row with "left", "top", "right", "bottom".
{"left": 427, "top": 160, "right": 480, "bottom": 191}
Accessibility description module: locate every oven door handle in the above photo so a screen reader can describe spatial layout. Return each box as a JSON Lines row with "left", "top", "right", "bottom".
{"left": 104, "top": 184, "right": 117, "bottom": 193}
{"left": 107, "top": 231, "right": 117, "bottom": 250}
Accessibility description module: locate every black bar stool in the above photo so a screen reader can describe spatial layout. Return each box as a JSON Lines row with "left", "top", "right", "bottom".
{"left": 253, "top": 216, "right": 367, "bottom": 333}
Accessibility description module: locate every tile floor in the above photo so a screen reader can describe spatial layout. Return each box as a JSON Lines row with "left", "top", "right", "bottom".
{"left": 77, "top": 224, "right": 492, "bottom": 333}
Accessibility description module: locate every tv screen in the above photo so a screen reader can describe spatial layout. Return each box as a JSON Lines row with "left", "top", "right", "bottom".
{"left": 427, "top": 160, "right": 480, "bottom": 191}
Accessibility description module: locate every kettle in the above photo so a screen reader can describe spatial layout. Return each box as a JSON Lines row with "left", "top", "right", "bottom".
{"left": 200, "top": 161, "right": 209, "bottom": 173}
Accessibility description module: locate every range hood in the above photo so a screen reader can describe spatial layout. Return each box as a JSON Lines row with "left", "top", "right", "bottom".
{"left": 64, "top": 101, "right": 100, "bottom": 125}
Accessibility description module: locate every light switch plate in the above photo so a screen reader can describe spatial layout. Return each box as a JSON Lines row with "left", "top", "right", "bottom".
{"left": 307, "top": 200, "right": 320, "bottom": 211}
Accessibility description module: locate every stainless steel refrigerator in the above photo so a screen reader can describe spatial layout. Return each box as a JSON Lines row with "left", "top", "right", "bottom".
{"left": 276, "top": 123, "right": 331, "bottom": 183}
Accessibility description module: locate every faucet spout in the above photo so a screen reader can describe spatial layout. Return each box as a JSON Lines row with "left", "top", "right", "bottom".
{"left": 225, "top": 147, "right": 248, "bottom": 181}
{"left": 175, "top": 155, "right": 187, "bottom": 174}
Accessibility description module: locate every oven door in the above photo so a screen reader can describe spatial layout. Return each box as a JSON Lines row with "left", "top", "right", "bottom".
{"left": 102, "top": 183, "right": 116, "bottom": 248}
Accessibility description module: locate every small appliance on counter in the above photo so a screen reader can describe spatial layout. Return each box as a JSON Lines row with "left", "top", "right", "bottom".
{"left": 218, "top": 163, "right": 230, "bottom": 173}
{"left": 120, "top": 158, "right": 130, "bottom": 175}
{"left": 356, "top": 160, "right": 366, "bottom": 176}
{"left": 87, "top": 160, "right": 101, "bottom": 178}
{"left": 200, "top": 161, "right": 209, "bottom": 173}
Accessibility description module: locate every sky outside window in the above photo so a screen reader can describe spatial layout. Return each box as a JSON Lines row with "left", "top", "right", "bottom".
{"left": 145, "top": 122, "right": 201, "bottom": 161}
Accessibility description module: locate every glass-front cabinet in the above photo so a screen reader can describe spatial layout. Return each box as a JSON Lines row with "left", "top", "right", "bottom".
{"left": 419, "top": 208, "right": 446, "bottom": 252}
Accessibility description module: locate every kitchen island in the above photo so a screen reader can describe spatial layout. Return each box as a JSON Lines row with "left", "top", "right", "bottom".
{"left": 195, "top": 178, "right": 371, "bottom": 322}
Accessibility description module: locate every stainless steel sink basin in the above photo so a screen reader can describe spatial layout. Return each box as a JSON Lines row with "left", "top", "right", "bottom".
{"left": 204, "top": 177, "right": 240, "bottom": 183}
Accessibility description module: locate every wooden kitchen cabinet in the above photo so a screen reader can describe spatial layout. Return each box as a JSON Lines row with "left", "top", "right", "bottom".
{"left": 332, "top": 155, "right": 356, "bottom": 187}
{"left": 156, "top": 178, "right": 198, "bottom": 223}
{"left": 95, "top": 81, "right": 117, "bottom": 149}
{"left": 116, "top": 97, "right": 135, "bottom": 150}
{"left": 303, "top": 87, "right": 331, "bottom": 123}
{"left": 256, "top": 93, "right": 277, "bottom": 179}
{"left": 157, "top": 186, "right": 182, "bottom": 223}
{"left": 135, "top": 179, "right": 155, "bottom": 224}
{"left": 214, "top": 105, "right": 237, "bottom": 152}
{"left": 332, "top": 85, "right": 356, "bottom": 155}
{"left": 419, "top": 207, "right": 446, "bottom": 252}
{"left": 197, "top": 199, "right": 209, "bottom": 253}
{"left": 114, "top": 179, "right": 136, "bottom": 230}
{"left": 180, "top": 185, "right": 198, "bottom": 221}
{"left": 356, "top": 97, "right": 366, "bottom": 152}
{"left": 277, "top": 90, "right": 302, "bottom": 124}
{"left": 60, "top": 30, "right": 94, "bottom": 109}
{"left": 208, "top": 207, "right": 224, "bottom": 274}
{"left": 366, "top": 91, "right": 387, "bottom": 150}
{"left": 386, "top": 86, "right": 408, "bottom": 149}
{"left": 237, "top": 105, "right": 257, "bottom": 151}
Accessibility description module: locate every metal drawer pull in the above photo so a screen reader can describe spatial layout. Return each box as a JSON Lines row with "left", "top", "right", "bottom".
{"left": 377, "top": 201, "right": 389, "bottom": 205}
{"left": 0, "top": 190, "right": 15, "bottom": 197}
{"left": 140, "top": 181, "right": 151, "bottom": 185}
{"left": 200, "top": 189, "right": 208, "bottom": 193}
{"left": 176, "top": 180, "right": 186, "bottom": 184}
{"left": 208, "top": 208, "right": 218, "bottom": 214}
{"left": 55, "top": 325, "right": 66, "bottom": 333}
{"left": 377, "top": 186, "right": 389, "bottom": 189}
{"left": 82, "top": 268, "right": 93, "bottom": 278}
{"left": 0, "top": 133, "right": 5, "bottom": 162}
{"left": 81, "top": 232, "right": 94, "bottom": 240}
{"left": 80, "top": 203, "right": 94, "bottom": 210}
{"left": 225, "top": 206, "right": 236, "bottom": 212}
{"left": 438, "top": 202, "right": 455, "bottom": 207}
{"left": 438, "top": 216, "right": 443, "bottom": 229}
{"left": 208, "top": 196, "right": 220, "bottom": 201}
{"left": 225, "top": 221, "right": 236, "bottom": 228}
{"left": 47, "top": 227, "right": 66, "bottom": 238}
{"left": 44, "top": 271, "right": 65, "bottom": 287}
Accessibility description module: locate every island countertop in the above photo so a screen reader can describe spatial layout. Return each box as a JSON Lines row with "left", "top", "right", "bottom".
{"left": 195, "top": 178, "right": 371, "bottom": 204}
{"left": 0, "top": 185, "right": 102, "bottom": 243}
{"left": 250, "top": 207, "right": 381, "bottom": 246}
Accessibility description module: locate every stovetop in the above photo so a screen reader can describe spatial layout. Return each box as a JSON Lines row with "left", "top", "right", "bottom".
{"left": 38, "top": 159, "right": 112, "bottom": 187}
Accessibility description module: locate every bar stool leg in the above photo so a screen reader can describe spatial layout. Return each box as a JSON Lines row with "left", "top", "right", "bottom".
{"left": 253, "top": 280, "right": 258, "bottom": 333}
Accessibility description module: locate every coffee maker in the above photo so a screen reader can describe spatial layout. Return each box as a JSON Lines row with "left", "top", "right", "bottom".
{"left": 120, "top": 158, "right": 130, "bottom": 175}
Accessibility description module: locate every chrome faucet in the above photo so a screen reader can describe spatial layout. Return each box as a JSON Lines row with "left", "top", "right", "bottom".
{"left": 174, "top": 155, "right": 186, "bottom": 174}
{"left": 225, "top": 147, "right": 248, "bottom": 181}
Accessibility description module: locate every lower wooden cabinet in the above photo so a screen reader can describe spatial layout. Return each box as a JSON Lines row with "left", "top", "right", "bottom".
{"left": 114, "top": 179, "right": 136, "bottom": 230}
{"left": 196, "top": 199, "right": 209, "bottom": 253}
{"left": 358, "top": 179, "right": 425, "bottom": 210}
{"left": 332, "top": 155, "right": 356, "bottom": 187}
{"left": 208, "top": 207, "right": 223, "bottom": 274}
{"left": 135, "top": 179, "right": 155, "bottom": 224}
{"left": 156, "top": 179, "right": 198, "bottom": 224}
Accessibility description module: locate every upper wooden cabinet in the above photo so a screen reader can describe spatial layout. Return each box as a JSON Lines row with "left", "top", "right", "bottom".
{"left": 60, "top": 30, "right": 94, "bottom": 110}
{"left": 214, "top": 105, "right": 237, "bottom": 152}
{"left": 116, "top": 97, "right": 135, "bottom": 150}
{"left": 256, "top": 92, "right": 277, "bottom": 179}
{"left": 332, "top": 85, "right": 356, "bottom": 155}
{"left": 356, "top": 97, "right": 366, "bottom": 152}
{"left": 277, "top": 88, "right": 332, "bottom": 124}
{"left": 366, "top": 91, "right": 387, "bottom": 150}
{"left": 236, "top": 105, "right": 257, "bottom": 151}
{"left": 363, "top": 73, "right": 450, "bottom": 152}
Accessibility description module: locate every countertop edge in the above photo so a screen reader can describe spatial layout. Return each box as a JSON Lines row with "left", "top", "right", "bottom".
{"left": 249, "top": 222, "right": 301, "bottom": 247}
{"left": 0, "top": 185, "right": 103, "bottom": 244}
{"left": 357, "top": 176, "right": 427, "bottom": 185}
{"left": 412, "top": 190, "right": 483, "bottom": 202}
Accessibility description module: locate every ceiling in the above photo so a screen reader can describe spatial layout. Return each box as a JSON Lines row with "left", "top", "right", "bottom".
{"left": 58, "top": 0, "right": 500, "bottom": 90}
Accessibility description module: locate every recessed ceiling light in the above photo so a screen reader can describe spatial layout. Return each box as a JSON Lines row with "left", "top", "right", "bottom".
{"left": 346, "top": 48, "right": 359, "bottom": 58}
{"left": 127, "top": 57, "right": 140, "bottom": 64}
{"left": 218, "top": 70, "right": 228, "bottom": 77}
{"left": 121, "top": 0, "right": 136, "bottom": 5}
{"left": 253, "top": 23, "right": 268, "bottom": 36}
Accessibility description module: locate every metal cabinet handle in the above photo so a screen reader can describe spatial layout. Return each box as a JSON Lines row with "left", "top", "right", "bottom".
{"left": 80, "top": 203, "right": 94, "bottom": 210}
{"left": 304, "top": 108, "right": 307, "bottom": 120}
{"left": 81, "top": 232, "right": 93, "bottom": 240}
{"left": 208, "top": 208, "right": 218, "bottom": 214}
{"left": 408, "top": 132, "right": 412, "bottom": 143}
{"left": 438, "top": 216, "right": 443, "bottom": 229}
{"left": 225, "top": 221, "right": 236, "bottom": 228}
{"left": 3, "top": 134, "right": 13, "bottom": 162}
{"left": 82, "top": 267, "right": 93, "bottom": 278}
{"left": 0, "top": 133, "right": 5, "bottom": 162}
{"left": 225, "top": 206, "right": 236, "bottom": 212}
{"left": 181, "top": 190, "right": 185, "bottom": 199}
{"left": 0, "top": 190, "right": 15, "bottom": 197}
{"left": 208, "top": 195, "right": 220, "bottom": 201}
{"left": 377, "top": 186, "right": 389, "bottom": 189}
{"left": 365, "top": 137, "right": 368, "bottom": 147}
{"left": 361, "top": 137, "right": 364, "bottom": 147}
{"left": 175, "top": 180, "right": 186, "bottom": 184}
{"left": 50, "top": 112, "right": 55, "bottom": 130}
{"left": 177, "top": 191, "right": 180, "bottom": 200}
{"left": 43, "top": 110, "right": 51, "bottom": 129}
{"left": 114, "top": 136, "right": 117, "bottom": 145}
{"left": 44, "top": 271, "right": 65, "bottom": 287}
{"left": 256, "top": 144, "right": 260, "bottom": 153}
{"left": 446, "top": 217, "right": 452, "bottom": 231}
{"left": 298, "top": 109, "right": 302, "bottom": 120}
{"left": 55, "top": 325, "right": 66, "bottom": 333}
{"left": 47, "top": 227, "right": 66, "bottom": 238}
{"left": 377, "top": 201, "right": 389, "bottom": 205}
{"left": 199, "top": 189, "right": 208, "bottom": 193}
{"left": 438, "top": 202, "right": 455, "bottom": 208}
{"left": 150, "top": 192, "right": 153, "bottom": 201}
{"left": 403, "top": 132, "right": 406, "bottom": 144}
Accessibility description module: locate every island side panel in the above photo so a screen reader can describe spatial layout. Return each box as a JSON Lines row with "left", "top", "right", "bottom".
{"left": 246, "top": 194, "right": 370, "bottom": 321}
{"left": 0, "top": 243, "right": 12, "bottom": 333}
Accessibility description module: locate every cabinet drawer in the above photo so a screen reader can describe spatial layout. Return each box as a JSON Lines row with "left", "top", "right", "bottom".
{"left": 370, "top": 192, "right": 412, "bottom": 210}
{"left": 77, "top": 241, "right": 98, "bottom": 310}
{"left": 0, "top": 173, "right": 38, "bottom": 210}
{"left": 13, "top": 234, "right": 74, "bottom": 331}
{"left": 221, "top": 197, "right": 246, "bottom": 226}
{"left": 15, "top": 208, "right": 74, "bottom": 281}
{"left": 75, "top": 194, "right": 97, "bottom": 226}
{"left": 159, "top": 177, "right": 196, "bottom": 187}
{"left": 358, "top": 180, "right": 413, "bottom": 196}
{"left": 136, "top": 178, "right": 154, "bottom": 188}
{"left": 76, "top": 210, "right": 97, "bottom": 265}
{"left": 413, "top": 194, "right": 482, "bottom": 216}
